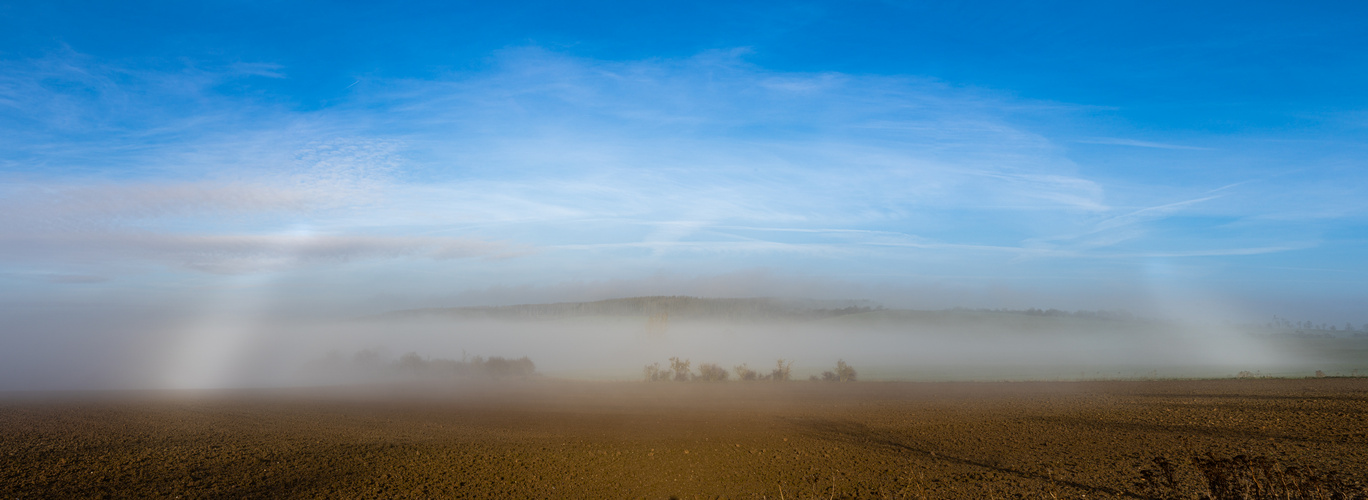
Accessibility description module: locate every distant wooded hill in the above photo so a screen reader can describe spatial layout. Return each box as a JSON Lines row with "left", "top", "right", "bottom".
{"left": 366, "top": 296, "right": 1147, "bottom": 324}
{"left": 365, "top": 296, "right": 1365, "bottom": 339}
{"left": 368, "top": 296, "right": 880, "bottom": 322}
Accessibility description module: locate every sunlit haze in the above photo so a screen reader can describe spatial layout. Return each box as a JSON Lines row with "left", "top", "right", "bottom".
{"left": 2, "top": 2, "right": 1366, "bottom": 390}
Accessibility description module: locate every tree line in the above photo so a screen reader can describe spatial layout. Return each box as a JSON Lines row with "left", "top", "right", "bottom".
{"left": 643, "top": 358, "right": 856, "bottom": 382}
{"left": 304, "top": 349, "right": 536, "bottom": 380}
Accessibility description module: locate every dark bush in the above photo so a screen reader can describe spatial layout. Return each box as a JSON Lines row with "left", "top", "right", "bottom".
{"left": 696, "top": 363, "right": 729, "bottom": 381}
{"left": 836, "top": 359, "right": 856, "bottom": 382}
{"left": 818, "top": 360, "right": 857, "bottom": 382}
{"left": 643, "top": 362, "right": 672, "bottom": 382}
{"left": 304, "top": 349, "right": 534, "bottom": 381}
{"left": 733, "top": 363, "right": 759, "bottom": 381}
{"left": 398, "top": 352, "right": 428, "bottom": 375}
{"left": 481, "top": 356, "right": 535, "bottom": 379}
{"left": 770, "top": 359, "right": 793, "bottom": 382}
{"left": 669, "top": 357, "right": 692, "bottom": 382}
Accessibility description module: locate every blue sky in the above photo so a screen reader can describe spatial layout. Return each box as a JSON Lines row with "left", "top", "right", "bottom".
{"left": 2, "top": 1, "right": 1366, "bottom": 322}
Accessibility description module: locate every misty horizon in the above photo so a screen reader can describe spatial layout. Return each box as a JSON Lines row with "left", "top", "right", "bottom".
{"left": 7, "top": 5, "right": 1368, "bottom": 499}
{"left": 4, "top": 2, "right": 1367, "bottom": 392}
{"left": 1, "top": 293, "right": 1359, "bottom": 392}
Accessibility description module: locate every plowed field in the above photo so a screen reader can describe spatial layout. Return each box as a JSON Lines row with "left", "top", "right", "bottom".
{"left": 3, "top": 378, "right": 1367, "bottom": 498}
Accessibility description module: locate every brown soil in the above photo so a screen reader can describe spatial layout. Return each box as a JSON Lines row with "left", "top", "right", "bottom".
{"left": 3, "top": 378, "right": 1367, "bottom": 499}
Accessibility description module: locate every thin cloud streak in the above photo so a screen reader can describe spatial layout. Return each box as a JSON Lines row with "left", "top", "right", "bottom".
{"left": 1075, "top": 137, "right": 1214, "bottom": 150}
{"left": 0, "top": 47, "right": 1361, "bottom": 318}
{"left": 0, "top": 232, "right": 514, "bottom": 274}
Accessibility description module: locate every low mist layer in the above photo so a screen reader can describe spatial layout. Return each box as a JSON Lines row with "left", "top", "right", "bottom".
{"left": 2, "top": 296, "right": 1362, "bottom": 391}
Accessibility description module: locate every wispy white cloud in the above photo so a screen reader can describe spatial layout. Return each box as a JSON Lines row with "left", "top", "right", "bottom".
{"left": 1075, "top": 137, "right": 1213, "bottom": 150}
{"left": 1106, "top": 245, "right": 1314, "bottom": 258}
{"left": 0, "top": 47, "right": 1350, "bottom": 292}
{"left": 0, "top": 232, "right": 514, "bottom": 274}
{"left": 0, "top": 182, "right": 310, "bottom": 228}
{"left": 0, "top": 49, "right": 277, "bottom": 148}
{"left": 0, "top": 272, "right": 111, "bottom": 284}
{"left": 1017, "top": 190, "right": 1230, "bottom": 256}
{"left": 339, "top": 50, "right": 1109, "bottom": 251}
{"left": 1093, "top": 195, "right": 1222, "bottom": 233}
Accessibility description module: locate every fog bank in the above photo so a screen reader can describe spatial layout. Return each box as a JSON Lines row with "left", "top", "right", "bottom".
{"left": 3, "top": 297, "right": 1359, "bottom": 392}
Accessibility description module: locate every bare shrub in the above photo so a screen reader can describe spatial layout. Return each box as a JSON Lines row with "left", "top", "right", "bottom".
{"left": 481, "top": 356, "right": 535, "bottom": 379}
{"left": 669, "top": 357, "right": 692, "bottom": 382}
{"left": 452, "top": 355, "right": 535, "bottom": 379}
{"left": 770, "top": 358, "right": 793, "bottom": 382}
{"left": 836, "top": 359, "right": 857, "bottom": 382}
{"left": 398, "top": 351, "right": 428, "bottom": 376}
{"left": 819, "top": 359, "right": 857, "bottom": 382}
{"left": 733, "top": 363, "right": 759, "bottom": 381}
{"left": 696, "top": 363, "right": 729, "bottom": 381}
{"left": 305, "top": 349, "right": 534, "bottom": 381}
{"left": 509, "top": 356, "right": 536, "bottom": 378}
{"left": 643, "top": 362, "right": 672, "bottom": 382}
